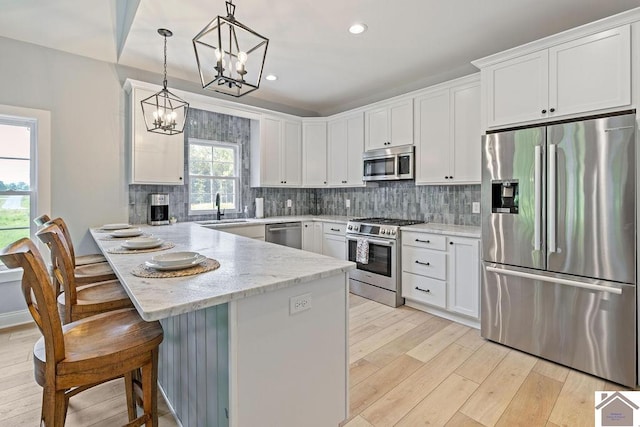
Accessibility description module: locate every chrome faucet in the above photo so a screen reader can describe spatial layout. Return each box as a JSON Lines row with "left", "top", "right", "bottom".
{"left": 215, "top": 193, "right": 225, "bottom": 220}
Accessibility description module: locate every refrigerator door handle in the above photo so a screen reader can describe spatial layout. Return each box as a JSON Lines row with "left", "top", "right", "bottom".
{"left": 534, "top": 145, "right": 541, "bottom": 251}
{"left": 548, "top": 144, "right": 556, "bottom": 253}
{"left": 485, "top": 266, "right": 623, "bottom": 295}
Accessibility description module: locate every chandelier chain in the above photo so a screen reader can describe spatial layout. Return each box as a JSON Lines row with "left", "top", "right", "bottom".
{"left": 163, "top": 33, "right": 168, "bottom": 89}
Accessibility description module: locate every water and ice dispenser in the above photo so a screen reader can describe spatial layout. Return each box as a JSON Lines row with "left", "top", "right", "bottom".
{"left": 491, "top": 180, "right": 519, "bottom": 214}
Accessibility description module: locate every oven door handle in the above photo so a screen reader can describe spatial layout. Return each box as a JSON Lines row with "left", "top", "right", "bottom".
{"left": 346, "top": 236, "right": 395, "bottom": 246}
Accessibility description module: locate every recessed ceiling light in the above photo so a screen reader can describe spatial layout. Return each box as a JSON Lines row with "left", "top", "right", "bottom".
{"left": 265, "top": 74, "right": 278, "bottom": 81}
{"left": 349, "top": 23, "right": 368, "bottom": 35}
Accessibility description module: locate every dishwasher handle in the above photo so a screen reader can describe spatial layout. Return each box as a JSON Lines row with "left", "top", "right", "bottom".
{"left": 266, "top": 223, "right": 302, "bottom": 232}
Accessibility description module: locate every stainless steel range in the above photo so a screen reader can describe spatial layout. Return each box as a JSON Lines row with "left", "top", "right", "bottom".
{"left": 346, "top": 218, "right": 424, "bottom": 307}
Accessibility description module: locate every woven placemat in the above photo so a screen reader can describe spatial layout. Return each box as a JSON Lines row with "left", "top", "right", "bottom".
{"left": 131, "top": 258, "right": 220, "bottom": 278}
{"left": 107, "top": 242, "right": 175, "bottom": 254}
{"left": 98, "top": 233, "right": 151, "bottom": 241}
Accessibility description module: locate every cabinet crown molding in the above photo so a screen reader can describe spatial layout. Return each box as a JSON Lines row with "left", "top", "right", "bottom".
{"left": 471, "top": 7, "right": 640, "bottom": 68}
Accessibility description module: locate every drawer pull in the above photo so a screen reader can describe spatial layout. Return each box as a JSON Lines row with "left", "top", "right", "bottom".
{"left": 415, "top": 260, "right": 430, "bottom": 266}
{"left": 330, "top": 228, "right": 341, "bottom": 232}
{"left": 415, "top": 239, "right": 430, "bottom": 244}
{"left": 415, "top": 286, "right": 431, "bottom": 294}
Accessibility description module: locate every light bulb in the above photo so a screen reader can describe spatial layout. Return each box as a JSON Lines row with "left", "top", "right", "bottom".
{"left": 157, "top": 109, "right": 164, "bottom": 118}
{"left": 215, "top": 48, "right": 223, "bottom": 60}
{"left": 238, "top": 51, "right": 248, "bottom": 64}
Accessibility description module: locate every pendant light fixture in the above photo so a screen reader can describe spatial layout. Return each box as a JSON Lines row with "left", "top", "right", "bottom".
{"left": 193, "top": 0, "right": 269, "bottom": 97}
{"left": 141, "top": 29, "right": 189, "bottom": 135}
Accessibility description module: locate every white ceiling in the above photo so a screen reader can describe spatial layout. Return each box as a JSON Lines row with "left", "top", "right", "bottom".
{"left": 1, "top": 0, "right": 639, "bottom": 116}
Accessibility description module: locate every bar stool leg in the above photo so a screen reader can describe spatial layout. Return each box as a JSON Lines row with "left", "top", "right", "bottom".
{"left": 124, "top": 372, "right": 137, "bottom": 421}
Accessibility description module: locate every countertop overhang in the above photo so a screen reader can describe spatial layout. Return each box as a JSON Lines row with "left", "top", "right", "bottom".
{"left": 91, "top": 222, "right": 355, "bottom": 321}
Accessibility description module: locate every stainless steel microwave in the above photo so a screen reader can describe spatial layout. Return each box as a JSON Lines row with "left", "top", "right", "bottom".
{"left": 363, "top": 145, "right": 414, "bottom": 181}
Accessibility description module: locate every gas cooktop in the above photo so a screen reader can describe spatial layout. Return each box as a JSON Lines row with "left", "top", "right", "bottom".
{"left": 350, "top": 218, "right": 424, "bottom": 226}
{"left": 346, "top": 218, "right": 425, "bottom": 238}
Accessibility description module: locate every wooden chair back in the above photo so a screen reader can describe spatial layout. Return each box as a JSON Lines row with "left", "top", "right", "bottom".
{"left": 36, "top": 222, "right": 79, "bottom": 320}
{"left": 33, "top": 214, "right": 51, "bottom": 227}
{"left": 0, "top": 238, "right": 66, "bottom": 370}
{"left": 49, "top": 217, "right": 78, "bottom": 268}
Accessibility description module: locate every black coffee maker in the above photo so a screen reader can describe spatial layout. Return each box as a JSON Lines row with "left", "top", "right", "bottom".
{"left": 149, "top": 193, "right": 169, "bottom": 225}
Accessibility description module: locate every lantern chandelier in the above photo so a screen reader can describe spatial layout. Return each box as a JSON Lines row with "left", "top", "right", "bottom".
{"left": 140, "top": 29, "right": 189, "bottom": 135}
{"left": 193, "top": 0, "right": 269, "bottom": 97}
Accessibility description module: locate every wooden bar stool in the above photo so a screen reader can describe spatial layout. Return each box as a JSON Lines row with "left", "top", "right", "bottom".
{"left": 0, "top": 238, "right": 163, "bottom": 427}
{"left": 34, "top": 214, "right": 107, "bottom": 266}
{"left": 36, "top": 217, "right": 117, "bottom": 297}
{"left": 37, "top": 222, "right": 133, "bottom": 323}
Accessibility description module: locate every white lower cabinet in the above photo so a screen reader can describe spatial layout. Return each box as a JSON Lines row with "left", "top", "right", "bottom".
{"left": 302, "top": 221, "right": 323, "bottom": 254}
{"left": 401, "top": 230, "right": 480, "bottom": 322}
{"left": 322, "top": 222, "right": 346, "bottom": 260}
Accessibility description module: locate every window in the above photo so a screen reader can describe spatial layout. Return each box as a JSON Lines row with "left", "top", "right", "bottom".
{"left": 188, "top": 139, "right": 241, "bottom": 214}
{"left": 0, "top": 116, "right": 36, "bottom": 269}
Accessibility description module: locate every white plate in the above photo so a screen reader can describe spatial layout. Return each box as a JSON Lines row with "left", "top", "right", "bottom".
{"left": 145, "top": 255, "right": 206, "bottom": 271}
{"left": 151, "top": 251, "right": 200, "bottom": 267}
{"left": 102, "top": 223, "right": 131, "bottom": 230}
{"left": 121, "top": 237, "right": 163, "bottom": 249}
{"left": 111, "top": 228, "right": 143, "bottom": 238}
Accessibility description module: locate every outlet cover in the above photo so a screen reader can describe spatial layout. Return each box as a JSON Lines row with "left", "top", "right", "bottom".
{"left": 345, "top": 199, "right": 351, "bottom": 208}
{"left": 287, "top": 199, "right": 292, "bottom": 208}
{"left": 290, "top": 293, "right": 312, "bottom": 315}
{"left": 472, "top": 202, "right": 480, "bottom": 214}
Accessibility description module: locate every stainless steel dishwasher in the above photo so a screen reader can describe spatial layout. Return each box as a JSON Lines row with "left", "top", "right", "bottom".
{"left": 265, "top": 222, "right": 302, "bottom": 249}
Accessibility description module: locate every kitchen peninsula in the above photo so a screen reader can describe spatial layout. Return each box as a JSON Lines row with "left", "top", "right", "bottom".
{"left": 90, "top": 222, "right": 355, "bottom": 427}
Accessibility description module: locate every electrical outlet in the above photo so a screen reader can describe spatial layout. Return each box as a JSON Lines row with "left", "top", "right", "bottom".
{"left": 345, "top": 199, "right": 351, "bottom": 208}
{"left": 290, "top": 293, "right": 312, "bottom": 315}
{"left": 472, "top": 202, "right": 480, "bottom": 213}
{"left": 287, "top": 199, "right": 292, "bottom": 208}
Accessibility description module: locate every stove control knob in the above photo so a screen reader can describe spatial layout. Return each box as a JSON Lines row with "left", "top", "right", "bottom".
{"left": 348, "top": 225, "right": 352, "bottom": 230}
{"left": 382, "top": 229, "right": 388, "bottom": 235}
{"left": 391, "top": 229, "right": 396, "bottom": 235}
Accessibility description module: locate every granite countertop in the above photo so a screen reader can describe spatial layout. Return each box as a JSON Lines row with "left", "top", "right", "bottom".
{"left": 91, "top": 222, "right": 354, "bottom": 321}
{"left": 400, "top": 223, "right": 481, "bottom": 238}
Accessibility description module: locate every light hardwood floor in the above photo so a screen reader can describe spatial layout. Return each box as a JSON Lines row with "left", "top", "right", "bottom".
{"left": 0, "top": 294, "right": 630, "bottom": 426}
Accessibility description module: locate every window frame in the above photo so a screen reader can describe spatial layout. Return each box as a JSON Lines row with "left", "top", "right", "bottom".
{"left": 0, "top": 105, "right": 50, "bottom": 281}
{"left": 0, "top": 116, "right": 37, "bottom": 271}
{"left": 187, "top": 138, "right": 242, "bottom": 215}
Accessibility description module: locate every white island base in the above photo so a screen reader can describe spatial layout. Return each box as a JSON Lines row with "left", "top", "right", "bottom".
{"left": 158, "top": 274, "right": 348, "bottom": 427}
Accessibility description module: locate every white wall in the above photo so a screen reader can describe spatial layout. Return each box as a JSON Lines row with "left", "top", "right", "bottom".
{"left": 0, "top": 36, "right": 129, "bottom": 322}
{"left": 0, "top": 36, "right": 129, "bottom": 255}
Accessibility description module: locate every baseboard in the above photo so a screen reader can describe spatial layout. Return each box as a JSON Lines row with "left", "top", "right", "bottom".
{"left": 405, "top": 299, "right": 480, "bottom": 329}
{"left": 0, "top": 309, "right": 33, "bottom": 329}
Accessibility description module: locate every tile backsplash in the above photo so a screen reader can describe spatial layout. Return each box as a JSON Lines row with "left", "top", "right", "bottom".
{"left": 129, "top": 108, "right": 480, "bottom": 226}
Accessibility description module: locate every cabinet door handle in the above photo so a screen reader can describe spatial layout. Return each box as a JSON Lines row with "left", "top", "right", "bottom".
{"left": 415, "top": 238, "right": 430, "bottom": 244}
{"left": 449, "top": 176, "right": 453, "bottom": 179}
{"left": 179, "top": 177, "right": 183, "bottom": 180}
{"left": 541, "top": 109, "right": 547, "bottom": 114}
{"left": 415, "top": 286, "right": 431, "bottom": 294}
{"left": 444, "top": 176, "right": 448, "bottom": 179}
{"left": 550, "top": 108, "right": 555, "bottom": 113}
{"left": 415, "top": 260, "right": 430, "bottom": 266}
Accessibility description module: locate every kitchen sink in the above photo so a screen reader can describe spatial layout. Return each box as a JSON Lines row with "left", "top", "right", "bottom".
{"left": 197, "top": 219, "right": 249, "bottom": 225}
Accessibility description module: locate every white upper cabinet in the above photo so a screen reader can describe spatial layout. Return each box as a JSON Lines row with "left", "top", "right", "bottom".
{"left": 302, "top": 121, "right": 328, "bottom": 187}
{"left": 327, "top": 113, "right": 364, "bottom": 187}
{"left": 365, "top": 99, "right": 413, "bottom": 151}
{"left": 128, "top": 86, "right": 185, "bottom": 185}
{"left": 549, "top": 26, "right": 631, "bottom": 117}
{"left": 415, "top": 76, "right": 481, "bottom": 185}
{"left": 282, "top": 120, "right": 302, "bottom": 186}
{"left": 484, "top": 50, "right": 548, "bottom": 128}
{"left": 251, "top": 116, "right": 302, "bottom": 187}
{"left": 481, "top": 25, "right": 631, "bottom": 128}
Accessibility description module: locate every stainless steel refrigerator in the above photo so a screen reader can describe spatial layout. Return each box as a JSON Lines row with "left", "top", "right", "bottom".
{"left": 481, "top": 112, "right": 637, "bottom": 387}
